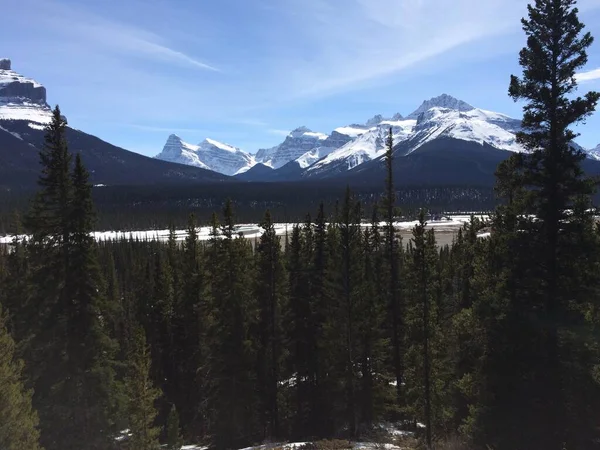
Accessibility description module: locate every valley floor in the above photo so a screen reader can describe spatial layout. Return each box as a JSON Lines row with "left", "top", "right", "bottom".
{"left": 0, "top": 214, "right": 490, "bottom": 247}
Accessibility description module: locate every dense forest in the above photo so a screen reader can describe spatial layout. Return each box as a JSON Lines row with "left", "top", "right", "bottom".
{"left": 0, "top": 182, "right": 496, "bottom": 234}
{"left": 1, "top": 1, "right": 600, "bottom": 449}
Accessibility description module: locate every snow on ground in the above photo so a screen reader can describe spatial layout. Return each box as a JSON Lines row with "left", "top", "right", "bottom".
{"left": 0, "top": 216, "right": 490, "bottom": 245}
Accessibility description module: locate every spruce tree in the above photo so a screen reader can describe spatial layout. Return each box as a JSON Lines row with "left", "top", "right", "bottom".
{"left": 0, "top": 306, "right": 43, "bottom": 450}
{"left": 404, "top": 211, "right": 439, "bottom": 449}
{"left": 381, "top": 127, "right": 403, "bottom": 403}
{"left": 285, "top": 223, "right": 313, "bottom": 439}
{"left": 471, "top": 1, "right": 600, "bottom": 448}
{"left": 254, "top": 210, "right": 285, "bottom": 440}
{"left": 176, "top": 213, "right": 208, "bottom": 438}
{"left": 206, "top": 201, "right": 258, "bottom": 448}
{"left": 124, "top": 324, "right": 161, "bottom": 450}
{"left": 58, "top": 153, "right": 121, "bottom": 449}
{"left": 165, "top": 404, "right": 184, "bottom": 450}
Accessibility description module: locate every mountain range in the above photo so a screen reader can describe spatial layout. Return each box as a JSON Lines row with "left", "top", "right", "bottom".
{"left": 154, "top": 93, "right": 600, "bottom": 181}
{"left": 2, "top": 58, "right": 600, "bottom": 191}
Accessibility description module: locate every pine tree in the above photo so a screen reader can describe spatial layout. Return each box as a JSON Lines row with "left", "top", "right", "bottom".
{"left": 165, "top": 404, "right": 184, "bottom": 450}
{"left": 206, "top": 200, "right": 258, "bottom": 448}
{"left": 59, "top": 153, "right": 121, "bottom": 449}
{"left": 381, "top": 127, "right": 403, "bottom": 404}
{"left": 23, "top": 107, "right": 74, "bottom": 422}
{"left": 332, "top": 187, "right": 363, "bottom": 436}
{"left": 404, "top": 211, "right": 439, "bottom": 449}
{"left": 0, "top": 306, "right": 43, "bottom": 450}
{"left": 356, "top": 207, "right": 388, "bottom": 431}
{"left": 176, "top": 213, "right": 208, "bottom": 438}
{"left": 468, "top": 1, "right": 600, "bottom": 448}
{"left": 310, "top": 202, "right": 336, "bottom": 437}
{"left": 254, "top": 210, "right": 285, "bottom": 440}
{"left": 124, "top": 324, "right": 161, "bottom": 450}
{"left": 285, "top": 224, "right": 312, "bottom": 439}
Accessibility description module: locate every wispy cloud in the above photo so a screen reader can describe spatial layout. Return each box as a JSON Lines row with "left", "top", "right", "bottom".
{"left": 576, "top": 68, "right": 600, "bottom": 82}
{"left": 121, "top": 124, "right": 212, "bottom": 133}
{"left": 253, "top": 0, "right": 600, "bottom": 102}
{"left": 20, "top": 0, "right": 219, "bottom": 72}
{"left": 230, "top": 118, "right": 269, "bottom": 127}
{"left": 268, "top": 129, "right": 290, "bottom": 136}
{"left": 254, "top": 0, "right": 530, "bottom": 100}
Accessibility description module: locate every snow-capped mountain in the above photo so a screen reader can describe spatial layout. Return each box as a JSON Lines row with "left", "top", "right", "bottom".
{"left": 157, "top": 93, "right": 600, "bottom": 180}
{"left": 306, "top": 118, "right": 416, "bottom": 176}
{"left": 587, "top": 143, "right": 600, "bottom": 161}
{"left": 303, "top": 95, "right": 526, "bottom": 178}
{"left": 0, "top": 58, "right": 54, "bottom": 124}
{"left": 407, "top": 94, "right": 473, "bottom": 119}
{"left": 256, "top": 126, "right": 329, "bottom": 169}
{"left": 155, "top": 135, "right": 256, "bottom": 176}
{"left": 403, "top": 106, "right": 523, "bottom": 154}
{"left": 0, "top": 59, "right": 225, "bottom": 188}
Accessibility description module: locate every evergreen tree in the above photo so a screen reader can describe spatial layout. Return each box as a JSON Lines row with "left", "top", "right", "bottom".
{"left": 404, "top": 211, "right": 440, "bottom": 449}
{"left": 23, "top": 107, "right": 74, "bottom": 442}
{"left": 466, "top": 1, "right": 600, "bottom": 448}
{"left": 356, "top": 207, "right": 388, "bottom": 431}
{"left": 0, "top": 306, "right": 43, "bottom": 450}
{"left": 176, "top": 213, "right": 208, "bottom": 438}
{"left": 381, "top": 127, "right": 403, "bottom": 403}
{"left": 59, "top": 153, "right": 121, "bottom": 449}
{"left": 285, "top": 223, "right": 313, "bottom": 439}
{"left": 310, "top": 202, "right": 335, "bottom": 437}
{"left": 165, "top": 404, "right": 184, "bottom": 450}
{"left": 254, "top": 210, "right": 286, "bottom": 440}
{"left": 124, "top": 324, "right": 161, "bottom": 450}
{"left": 206, "top": 200, "right": 258, "bottom": 449}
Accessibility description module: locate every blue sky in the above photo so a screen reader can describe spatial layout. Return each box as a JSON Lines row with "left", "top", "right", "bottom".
{"left": 3, "top": 0, "right": 600, "bottom": 155}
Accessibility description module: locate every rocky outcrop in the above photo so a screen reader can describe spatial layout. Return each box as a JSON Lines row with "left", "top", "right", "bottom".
{"left": 256, "top": 127, "right": 328, "bottom": 169}
{"left": 321, "top": 130, "right": 353, "bottom": 149}
{"left": 408, "top": 94, "right": 474, "bottom": 119}
{"left": 0, "top": 60, "right": 47, "bottom": 104}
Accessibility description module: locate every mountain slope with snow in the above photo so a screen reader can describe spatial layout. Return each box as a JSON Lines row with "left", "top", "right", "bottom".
{"left": 306, "top": 119, "right": 417, "bottom": 176}
{"left": 255, "top": 126, "right": 330, "bottom": 169}
{"left": 155, "top": 135, "right": 256, "bottom": 176}
{"left": 0, "top": 59, "right": 226, "bottom": 188}
{"left": 0, "top": 58, "right": 54, "bottom": 124}
{"left": 587, "top": 143, "right": 600, "bottom": 161}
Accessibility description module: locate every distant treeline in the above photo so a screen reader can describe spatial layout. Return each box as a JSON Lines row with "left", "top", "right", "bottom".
{"left": 0, "top": 183, "right": 496, "bottom": 234}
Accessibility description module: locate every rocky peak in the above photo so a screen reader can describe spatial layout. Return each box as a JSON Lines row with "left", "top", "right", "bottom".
{"left": 408, "top": 94, "right": 474, "bottom": 119}
{"left": 365, "top": 114, "right": 384, "bottom": 127}
{"left": 0, "top": 59, "right": 47, "bottom": 105}
{"left": 391, "top": 113, "right": 404, "bottom": 121}
{"left": 167, "top": 133, "right": 182, "bottom": 143}
{"left": 289, "top": 126, "right": 313, "bottom": 138}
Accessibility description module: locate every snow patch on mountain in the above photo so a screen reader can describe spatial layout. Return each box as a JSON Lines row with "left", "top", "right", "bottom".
{"left": 0, "top": 123, "right": 23, "bottom": 140}
{"left": 256, "top": 126, "right": 330, "bottom": 169}
{"left": 407, "top": 107, "right": 522, "bottom": 153}
{"left": 155, "top": 134, "right": 255, "bottom": 176}
{"left": 0, "top": 59, "right": 53, "bottom": 124}
{"left": 408, "top": 94, "right": 474, "bottom": 119}
{"left": 308, "top": 119, "right": 417, "bottom": 173}
{"left": 587, "top": 144, "right": 600, "bottom": 161}
{"left": 334, "top": 126, "right": 369, "bottom": 137}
